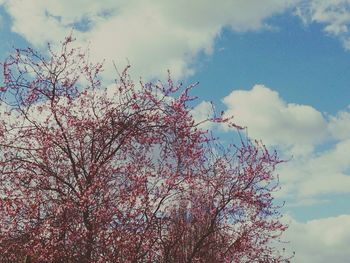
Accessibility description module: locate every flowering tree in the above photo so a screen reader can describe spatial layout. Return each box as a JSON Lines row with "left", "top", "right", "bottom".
{"left": 0, "top": 37, "right": 290, "bottom": 262}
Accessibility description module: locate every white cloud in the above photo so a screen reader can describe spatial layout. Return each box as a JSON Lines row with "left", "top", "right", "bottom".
{"left": 222, "top": 85, "right": 327, "bottom": 153}
{"left": 278, "top": 139, "right": 350, "bottom": 199}
{"left": 283, "top": 215, "right": 350, "bottom": 263}
{"left": 278, "top": 105, "right": 350, "bottom": 199}
{"left": 220, "top": 85, "right": 350, "bottom": 200}
{"left": 0, "top": 0, "right": 295, "bottom": 80}
{"left": 191, "top": 101, "right": 214, "bottom": 130}
{"left": 328, "top": 107, "right": 350, "bottom": 140}
{"left": 296, "top": 0, "right": 350, "bottom": 50}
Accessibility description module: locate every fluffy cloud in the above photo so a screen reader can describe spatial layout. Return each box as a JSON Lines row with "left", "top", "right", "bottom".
{"left": 222, "top": 85, "right": 327, "bottom": 153}
{"left": 0, "top": 0, "right": 294, "bottom": 80}
{"left": 191, "top": 101, "right": 215, "bottom": 130}
{"left": 296, "top": 0, "right": 350, "bottom": 49}
{"left": 328, "top": 107, "right": 350, "bottom": 140}
{"left": 219, "top": 85, "right": 350, "bottom": 200}
{"left": 283, "top": 215, "right": 350, "bottom": 263}
{"left": 278, "top": 139, "right": 350, "bottom": 199}
{"left": 3, "top": 0, "right": 350, "bottom": 80}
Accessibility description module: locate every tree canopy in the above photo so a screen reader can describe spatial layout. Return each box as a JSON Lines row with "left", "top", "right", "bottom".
{"left": 0, "top": 37, "right": 290, "bottom": 262}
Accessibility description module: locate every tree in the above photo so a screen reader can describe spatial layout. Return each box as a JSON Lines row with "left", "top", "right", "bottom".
{"left": 0, "top": 37, "right": 290, "bottom": 262}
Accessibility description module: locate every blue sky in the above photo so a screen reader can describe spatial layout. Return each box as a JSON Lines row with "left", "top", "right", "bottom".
{"left": 0, "top": 1, "right": 349, "bottom": 262}
{"left": 190, "top": 14, "right": 350, "bottom": 114}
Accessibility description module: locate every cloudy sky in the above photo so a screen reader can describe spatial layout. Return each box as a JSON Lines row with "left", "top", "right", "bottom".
{"left": 0, "top": 0, "right": 349, "bottom": 262}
